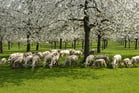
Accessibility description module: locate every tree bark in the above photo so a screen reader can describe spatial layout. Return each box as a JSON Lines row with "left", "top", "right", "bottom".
{"left": 59, "top": 38, "right": 62, "bottom": 49}
{"left": 97, "top": 34, "right": 101, "bottom": 53}
{"left": 54, "top": 41, "right": 57, "bottom": 49}
{"left": 8, "top": 41, "right": 11, "bottom": 50}
{"left": 18, "top": 42, "right": 20, "bottom": 49}
{"left": 135, "top": 39, "right": 138, "bottom": 49}
{"left": 73, "top": 39, "right": 76, "bottom": 49}
{"left": 128, "top": 39, "right": 130, "bottom": 48}
{"left": 27, "top": 34, "right": 31, "bottom": 52}
{"left": 0, "top": 36, "right": 3, "bottom": 53}
{"left": 124, "top": 39, "right": 127, "bottom": 48}
{"left": 36, "top": 42, "right": 39, "bottom": 51}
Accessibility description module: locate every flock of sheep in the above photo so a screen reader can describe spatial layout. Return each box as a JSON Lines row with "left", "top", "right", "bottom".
{"left": 0, "top": 49, "right": 139, "bottom": 69}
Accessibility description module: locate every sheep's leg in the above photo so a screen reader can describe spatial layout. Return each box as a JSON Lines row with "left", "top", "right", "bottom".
{"left": 32, "top": 61, "right": 36, "bottom": 69}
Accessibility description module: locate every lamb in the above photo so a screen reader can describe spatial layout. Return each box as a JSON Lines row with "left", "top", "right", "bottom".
{"left": 92, "top": 59, "right": 107, "bottom": 68}
{"left": 49, "top": 53, "right": 61, "bottom": 68}
{"left": 131, "top": 56, "right": 139, "bottom": 66}
{"left": 23, "top": 54, "right": 41, "bottom": 69}
{"left": 111, "top": 54, "right": 122, "bottom": 69}
{"left": 62, "top": 55, "right": 78, "bottom": 67}
{"left": 94, "top": 55, "right": 110, "bottom": 65}
{"left": 0, "top": 58, "right": 7, "bottom": 65}
{"left": 43, "top": 54, "right": 53, "bottom": 67}
{"left": 122, "top": 58, "right": 132, "bottom": 68}
{"left": 60, "top": 50, "right": 70, "bottom": 57}
{"left": 84, "top": 55, "right": 95, "bottom": 68}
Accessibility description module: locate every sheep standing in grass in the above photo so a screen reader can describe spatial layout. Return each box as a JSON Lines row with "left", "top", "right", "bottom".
{"left": 60, "top": 50, "right": 70, "bottom": 57}
{"left": 49, "top": 53, "right": 61, "bottom": 68}
{"left": 122, "top": 58, "right": 132, "bottom": 68}
{"left": 131, "top": 56, "right": 139, "bottom": 66}
{"left": 95, "top": 55, "right": 110, "bottom": 65}
{"left": 111, "top": 54, "right": 122, "bottom": 69}
{"left": 31, "top": 54, "right": 41, "bottom": 69}
{"left": 0, "top": 58, "right": 7, "bottom": 65}
{"left": 62, "top": 55, "right": 78, "bottom": 67}
{"left": 43, "top": 54, "right": 53, "bottom": 67}
{"left": 92, "top": 59, "right": 107, "bottom": 68}
{"left": 84, "top": 55, "right": 95, "bottom": 68}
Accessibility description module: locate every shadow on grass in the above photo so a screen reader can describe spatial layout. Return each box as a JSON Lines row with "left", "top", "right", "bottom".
{"left": 0, "top": 65, "right": 100, "bottom": 87}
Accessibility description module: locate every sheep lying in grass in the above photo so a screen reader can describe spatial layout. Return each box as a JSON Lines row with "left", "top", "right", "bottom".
{"left": 0, "top": 58, "right": 7, "bottom": 65}
{"left": 84, "top": 55, "right": 95, "bottom": 68}
{"left": 122, "top": 58, "right": 132, "bottom": 68}
{"left": 111, "top": 54, "right": 122, "bottom": 69}
{"left": 131, "top": 56, "right": 139, "bottom": 66}
{"left": 62, "top": 55, "right": 78, "bottom": 67}
{"left": 92, "top": 59, "right": 107, "bottom": 68}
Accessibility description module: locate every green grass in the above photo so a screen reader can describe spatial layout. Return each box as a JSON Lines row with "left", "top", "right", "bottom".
{"left": 1, "top": 41, "right": 139, "bottom": 93}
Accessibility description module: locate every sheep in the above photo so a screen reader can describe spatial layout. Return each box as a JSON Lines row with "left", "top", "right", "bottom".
{"left": 62, "top": 55, "right": 78, "bottom": 67}
{"left": 60, "top": 50, "right": 71, "bottom": 57}
{"left": 122, "top": 58, "right": 133, "bottom": 68}
{"left": 42, "top": 51, "right": 50, "bottom": 57}
{"left": 92, "top": 59, "right": 107, "bottom": 68}
{"left": 8, "top": 53, "right": 24, "bottom": 64}
{"left": 131, "top": 56, "right": 139, "bottom": 66}
{"left": 84, "top": 55, "right": 95, "bottom": 68}
{"left": 94, "top": 55, "right": 110, "bottom": 65}
{"left": 49, "top": 53, "right": 61, "bottom": 68}
{"left": 43, "top": 54, "right": 53, "bottom": 67}
{"left": 89, "top": 49, "right": 97, "bottom": 54}
{"left": 31, "top": 54, "right": 41, "bottom": 69}
{"left": 0, "top": 58, "right": 7, "bottom": 65}
{"left": 11, "top": 56, "right": 25, "bottom": 69}
{"left": 23, "top": 55, "right": 33, "bottom": 68}
{"left": 111, "top": 54, "right": 122, "bottom": 69}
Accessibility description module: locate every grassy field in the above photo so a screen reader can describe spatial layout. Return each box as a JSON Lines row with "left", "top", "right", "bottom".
{"left": 0, "top": 41, "right": 139, "bottom": 93}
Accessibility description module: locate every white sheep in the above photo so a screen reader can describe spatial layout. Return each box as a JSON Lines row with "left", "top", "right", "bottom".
{"left": 49, "top": 53, "right": 61, "bottom": 68}
{"left": 111, "top": 54, "right": 122, "bottom": 69}
{"left": 43, "top": 54, "right": 53, "bottom": 67}
{"left": 95, "top": 55, "right": 110, "bottom": 65}
{"left": 60, "top": 50, "right": 70, "bottom": 57}
{"left": 92, "top": 59, "right": 107, "bottom": 68}
{"left": 131, "top": 56, "right": 139, "bottom": 66}
{"left": 84, "top": 55, "right": 95, "bottom": 68}
{"left": 123, "top": 58, "right": 132, "bottom": 68}
{"left": 31, "top": 54, "right": 41, "bottom": 69}
{"left": 62, "top": 55, "right": 78, "bottom": 67}
{"left": 0, "top": 58, "right": 7, "bottom": 65}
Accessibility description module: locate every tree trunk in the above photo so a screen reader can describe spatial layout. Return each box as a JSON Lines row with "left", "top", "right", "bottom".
{"left": 135, "top": 39, "right": 138, "bottom": 49}
{"left": 128, "top": 39, "right": 130, "bottom": 48}
{"left": 124, "top": 39, "right": 127, "bottom": 48}
{"left": 8, "top": 41, "right": 11, "bottom": 50}
{"left": 59, "top": 38, "right": 62, "bottom": 49}
{"left": 97, "top": 35, "right": 101, "bottom": 53}
{"left": 27, "top": 34, "right": 31, "bottom": 52}
{"left": 36, "top": 42, "right": 39, "bottom": 51}
{"left": 0, "top": 36, "right": 3, "bottom": 53}
{"left": 73, "top": 39, "right": 76, "bottom": 49}
{"left": 18, "top": 42, "right": 20, "bottom": 49}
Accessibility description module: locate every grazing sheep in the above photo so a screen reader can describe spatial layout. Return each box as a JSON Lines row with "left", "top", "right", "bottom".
{"left": 122, "top": 58, "right": 132, "bottom": 68}
{"left": 131, "top": 56, "right": 139, "bottom": 66}
{"left": 0, "top": 58, "right": 7, "bottom": 65}
{"left": 60, "top": 50, "right": 70, "bottom": 57}
{"left": 49, "top": 53, "right": 61, "bottom": 68}
{"left": 31, "top": 54, "right": 41, "bottom": 69}
{"left": 23, "top": 55, "right": 33, "bottom": 68}
{"left": 89, "top": 49, "right": 97, "bottom": 54}
{"left": 62, "top": 55, "right": 78, "bottom": 67}
{"left": 111, "top": 54, "right": 122, "bottom": 69}
{"left": 84, "top": 55, "right": 95, "bottom": 68}
{"left": 43, "top": 54, "right": 53, "bottom": 67}
{"left": 95, "top": 55, "right": 110, "bottom": 65}
{"left": 92, "top": 59, "right": 107, "bottom": 68}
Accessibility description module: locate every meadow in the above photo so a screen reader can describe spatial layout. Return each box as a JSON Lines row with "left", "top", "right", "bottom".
{"left": 0, "top": 41, "right": 139, "bottom": 93}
